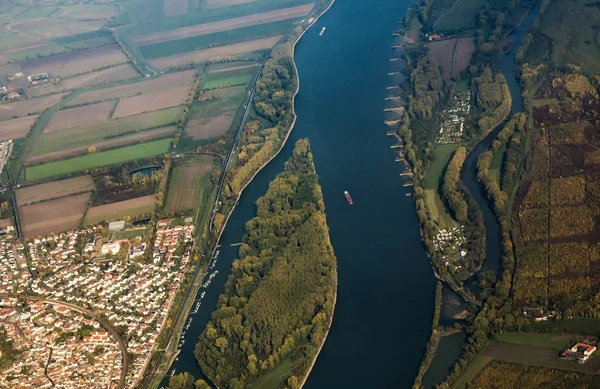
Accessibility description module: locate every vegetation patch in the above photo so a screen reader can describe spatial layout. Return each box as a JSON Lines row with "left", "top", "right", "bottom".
{"left": 201, "top": 65, "right": 258, "bottom": 89}
{"left": 165, "top": 155, "right": 216, "bottom": 213}
{"left": 84, "top": 194, "right": 157, "bottom": 225}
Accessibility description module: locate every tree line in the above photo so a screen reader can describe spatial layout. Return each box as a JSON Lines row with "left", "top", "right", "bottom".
{"left": 195, "top": 139, "right": 337, "bottom": 389}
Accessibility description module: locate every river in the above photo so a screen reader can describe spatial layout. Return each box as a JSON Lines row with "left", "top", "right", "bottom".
{"left": 165, "top": 0, "right": 437, "bottom": 387}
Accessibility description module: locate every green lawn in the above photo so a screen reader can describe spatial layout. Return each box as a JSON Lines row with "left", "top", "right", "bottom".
{"left": 529, "top": 318, "right": 600, "bottom": 335}
{"left": 451, "top": 355, "right": 492, "bottom": 389}
{"left": 32, "top": 106, "right": 183, "bottom": 156}
{"left": 424, "top": 144, "right": 459, "bottom": 190}
{"left": 498, "top": 332, "right": 581, "bottom": 351}
{"left": 108, "top": 227, "right": 148, "bottom": 241}
{"left": 424, "top": 189, "right": 457, "bottom": 228}
{"left": 201, "top": 65, "right": 258, "bottom": 89}
{"left": 26, "top": 139, "right": 172, "bottom": 181}
{"left": 139, "top": 19, "right": 298, "bottom": 59}
{"left": 433, "top": 0, "right": 487, "bottom": 32}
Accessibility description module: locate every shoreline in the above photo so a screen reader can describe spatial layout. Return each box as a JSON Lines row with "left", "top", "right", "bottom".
{"left": 206, "top": 0, "right": 339, "bottom": 387}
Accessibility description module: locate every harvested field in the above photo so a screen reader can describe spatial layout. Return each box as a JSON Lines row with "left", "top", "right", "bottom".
{"left": 16, "top": 175, "right": 95, "bottom": 206}
{"left": 454, "top": 38, "right": 475, "bottom": 76}
{"left": 428, "top": 39, "right": 455, "bottom": 83}
{"left": 44, "top": 101, "right": 115, "bottom": 133}
{"left": 0, "top": 93, "right": 67, "bottom": 122}
{"left": 69, "top": 70, "right": 196, "bottom": 106}
{"left": 0, "top": 115, "right": 38, "bottom": 141}
{"left": 19, "top": 192, "right": 91, "bottom": 237}
{"left": 21, "top": 45, "right": 128, "bottom": 78}
{"left": 26, "top": 139, "right": 173, "bottom": 181}
{"left": 27, "top": 126, "right": 178, "bottom": 165}
{"left": 164, "top": 0, "right": 188, "bottom": 16}
{"left": 32, "top": 107, "right": 182, "bottom": 156}
{"left": 27, "top": 65, "right": 139, "bottom": 98}
{"left": 84, "top": 195, "right": 156, "bottom": 225}
{"left": 149, "top": 36, "right": 281, "bottom": 68}
{"left": 205, "top": 0, "right": 256, "bottom": 9}
{"left": 112, "top": 86, "right": 189, "bottom": 118}
{"left": 10, "top": 18, "right": 106, "bottom": 39}
{"left": 165, "top": 156, "right": 215, "bottom": 212}
{"left": 209, "top": 63, "right": 259, "bottom": 73}
{"left": 186, "top": 85, "right": 245, "bottom": 139}
{"left": 133, "top": 4, "right": 313, "bottom": 46}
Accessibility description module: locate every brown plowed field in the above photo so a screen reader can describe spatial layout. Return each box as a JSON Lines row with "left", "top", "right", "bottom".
{"left": 149, "top": 36, "right": 281, "bottom": 68}
{"left": 84, "top": 195, "right": 156, "bottom": 225}
{"left": 164, "top": 0, "right": 188, "bottom": 16}
{"left": 428, "top": 39, "right": 455, "bottom": 83}
{"left": 0, "top": 115, "right": 38, "bottom": 141}
{"left": 186, "top": 114, "right": 233, "bottom": 140}
{"left": 133, "top": 4, "right": 312, "bottom": 45}
{"left": 112, "top": 86, "right": 189, "bottom": 118}
{"left": 28, "top": 65, "right": 139, "bottom": 98}
{"left": 26, "top": 126, "right": 177, "bottom": 165}
{"left": 44, "top": 101, "right": 115, "bottom": 133}
{"left": 205, "top": 0, "right": 256, "bottom": 9}
{"left": 10, "top": 19, "right": 106, "bottom": 39}
{"left": 20, "top": 192, "right": 91, "bottom": 237}
{"left": 0, "top": 93, "right": 67, "bottom": 121}
{"left": 16, "top": 175, "right": 95, "bottom": 206}
{"left": 69, "top": 69, "right": 196, "bottom": 106}
{"left": 454, "top": 38, "right": 475, "bottom": 76}
{"left": 21, "top": 45, "right": 128, "bottom": 78}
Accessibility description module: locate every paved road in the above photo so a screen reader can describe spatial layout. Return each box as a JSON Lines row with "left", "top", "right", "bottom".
{"left": 0, "top": 293, "right": 128, "bottom": 389}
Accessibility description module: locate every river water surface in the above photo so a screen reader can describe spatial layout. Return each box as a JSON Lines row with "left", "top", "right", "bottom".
{"left": 166, "top": 0, "right": 438, "bottom": 387}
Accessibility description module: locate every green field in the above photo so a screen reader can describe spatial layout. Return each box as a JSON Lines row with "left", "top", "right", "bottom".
{"left": 498, "top": 332, "right": 582, "bottom": 351}
{"left": 451, "top": 355, "right": 492, "bottom": 389}
{"left": 201, "top": 66, "right": 258, "bottom": 89}
{"left": 432, "top": 0, "right": 487, "bottom": 32}
{"left": 165, "top": 156, "right": 215, "bottom": 212}
{"left": 26, "top": 139, "right": 172, "bottom": 181}
{"left": 529, "top": 318, "right": 600, "bottom": 335}
{"left": 31, "top": 106, "right": 182, "bottom": 156}
{"left": 423, "top": 144, "right": 459, "bottom": 227}
{"left": 139, "top": 19, "right": 298, "bottom": 59}
{"left": 108, "top": 227, "right": 149, "bottom": 241}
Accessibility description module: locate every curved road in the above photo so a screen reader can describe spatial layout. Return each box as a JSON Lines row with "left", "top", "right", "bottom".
{"left": 0, "top": 293, "right": 128, "bottom": 389}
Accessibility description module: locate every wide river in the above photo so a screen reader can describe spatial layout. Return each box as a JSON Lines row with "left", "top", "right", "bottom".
{"left": 165, "top": 0, "right": 437, "bottom": 387}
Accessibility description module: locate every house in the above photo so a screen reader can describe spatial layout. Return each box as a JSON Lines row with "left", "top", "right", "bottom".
{"left": 101, "top": 242, "right": 121, "bottom": 255}
{"left": 428, "top": 34, "right": 442, "bottom": 41}
{"left": 561, "top": 342, "right": 597, "bottom": 363}
{"left": 84, "top": 236, "right": 96, "bottom": 253}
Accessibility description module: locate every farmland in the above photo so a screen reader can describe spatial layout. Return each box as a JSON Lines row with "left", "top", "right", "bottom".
{"left": 205, "top": 0, "right": 256, "bottom": 9}
{"left": 27, "top": 65, "right": 140, "bottom": 98}
{"left": 112, "top": 86, "right": 190, "bottom": 118}
{"left": 202, "top": 64, "right": 258, "bottom": 89}
{"left": 428, "top": 39, "right": 455, "bottom": 83}
{"left": 132, "top": 4, "right": 313, "bottom": 46}
{"left": 31, "top": 106, "right": 182, "bottom": 156}
{"left": 84, "top": 195, "right": 157, "bottom": 225}
{"left": 431, "top": 0, "right": 487, "bottom": 31}
{"left": 68, "top": 69, "right": 196, "bottom": 106}
{"left": 0, "top": 93, "right": 68, "bottom": 121}
{"left": 186, "top": 85, "right": 246, "bottom": 140}
{"left": 165, "top": 155, "right": 216, "bottom": 212}
{"left": 19, "top": 192, "right": 92, "bottom": 237}
{"left": 44, "top": 101, "right": 116, "bottom": 133}
{"left": 16, "top": 175, "right": 95, "bottom": 206}
{"left": 163, "top": 0, "right": 188, "bottom": 17}
{"left": 0, "top": 115, "right": 38, "bottom": 141}
{"left": 148, "top": 36, "right": 282, "bottom": 68}
{"left": 25, "top": 139, "right": 173, "bottom": 182}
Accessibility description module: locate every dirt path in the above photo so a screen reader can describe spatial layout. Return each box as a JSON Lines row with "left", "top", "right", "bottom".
{"left": 433, "top": 0, "right": 462, "bottom": 28}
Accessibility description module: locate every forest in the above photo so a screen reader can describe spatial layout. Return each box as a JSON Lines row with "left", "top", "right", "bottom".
{"left": 194, "top": 139, "right": 337, "bottom": 389}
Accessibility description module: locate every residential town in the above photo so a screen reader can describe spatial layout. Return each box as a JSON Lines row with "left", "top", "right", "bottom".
{"left": 0, "top": 218, "right": 196, "bottom": 388}
{"left": 437, "top": 89, "right": 471, "bottom": 145}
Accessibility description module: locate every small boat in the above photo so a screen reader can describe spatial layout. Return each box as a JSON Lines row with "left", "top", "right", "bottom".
{"left": 344, "top": 191, "right": 353, "bottom": 205}
{"left": 319, "top": 27, "right": 326, "bottom": 36}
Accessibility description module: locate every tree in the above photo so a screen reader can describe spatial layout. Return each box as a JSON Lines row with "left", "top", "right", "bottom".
{"left": 88, "top": 145, "right": 97, "bottom": 153}
{"left": 167, "top": 373, "right": 194, "bottom": 389}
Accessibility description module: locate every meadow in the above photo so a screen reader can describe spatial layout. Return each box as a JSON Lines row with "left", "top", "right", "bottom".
{"left": 25, "top": 139, "right": 172, "bottom": 181}
{"left": 423, "top": 144, "right": 459, "bottom": 227}
{"left": 202, "top": 64, "right": 258, "bottom": 89}
{"left": 165, "top": 155, "right": 215, "bottom": 212}
{"left": 84, "top": 195, "right": 157, "bottom": 225}
{"left": 431, "top": 0, "right": 486, "bottom": 32}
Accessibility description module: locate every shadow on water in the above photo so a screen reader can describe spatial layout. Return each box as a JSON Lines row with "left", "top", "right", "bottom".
{"left": 421, "top": 332, "right": 467, "bottom": 389}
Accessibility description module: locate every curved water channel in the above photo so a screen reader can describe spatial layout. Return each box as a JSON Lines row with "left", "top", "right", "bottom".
{"left": 164, "top": 0, "right": 543, "bottom": 387}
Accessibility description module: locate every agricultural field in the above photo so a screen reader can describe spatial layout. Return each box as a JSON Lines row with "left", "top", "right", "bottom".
{"left": 68, "top": 69, "right": 196, "bottom": 106}
{"left": 205, "top": 0, "right": 257, "bottom": 9}
{"left": 0, "top": 93, "right": 68, "bottom": 121}
{"left": 0, "top": 115, "right": 38, "bottom": 141}
{"left": 10, "top": 18, "right": 106, "bottom": 40}
{"left": 132, "top": 4, "right": 313, "bottom": 46}
{"left": 112, "top": 86, "right": 190, "bottom": 118}
{"left": 163, "top": 0, "right": 188, "bottom": 17}
{"left": 185, "top": 85, "right": 246, "bottom": 140}
{"left": 16, "top": 175, "right": 95, "bottom": 206}
{"left": 165, "top": 155, "right": 216, "bottom": 212}
{"left": 453, "top": 38, "right": 475, "bottom": 76}
{"left": 202, "top": 64, "right": 258, "bottom": 89}
{"left": 19, "top": 192, "right": 92, "bottom": 237}
{"left": 31, "top": 106, "right": 182, "bottom": 157}
{"left": 84, "top": 195, "right": 157, "bottom": 225}
{"left": 27, "top": 64, "right": 140, "bottom": 98}
{"left": 19, "top": 45, "right": 129, "bottom": 78}
{"left": 44, "top": 101, "right": 116, "bottom": 133}
{"left": 148, "top": 35, "right": 281, "bottom": 69}
{"left": 25, "top": 138, "right": 173, "bottom": 182}
{"left": 428, "top": 39, "right": 455, "bottom": 83}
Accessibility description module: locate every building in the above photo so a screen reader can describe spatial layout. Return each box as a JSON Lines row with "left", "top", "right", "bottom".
{"left": 101, "top": 242, "right": 121, "bottom": 255}
{"left": 6, "top": 92, "right": 20, "bottom": 100}
{"left": 561, "top": 342, "right": 597, "bottom": 363}
{"left": 109, "top": 220, "right": 125, "bottom": 231}
{"left": 84, "top": 236, "right": 96, "bottom": 253}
